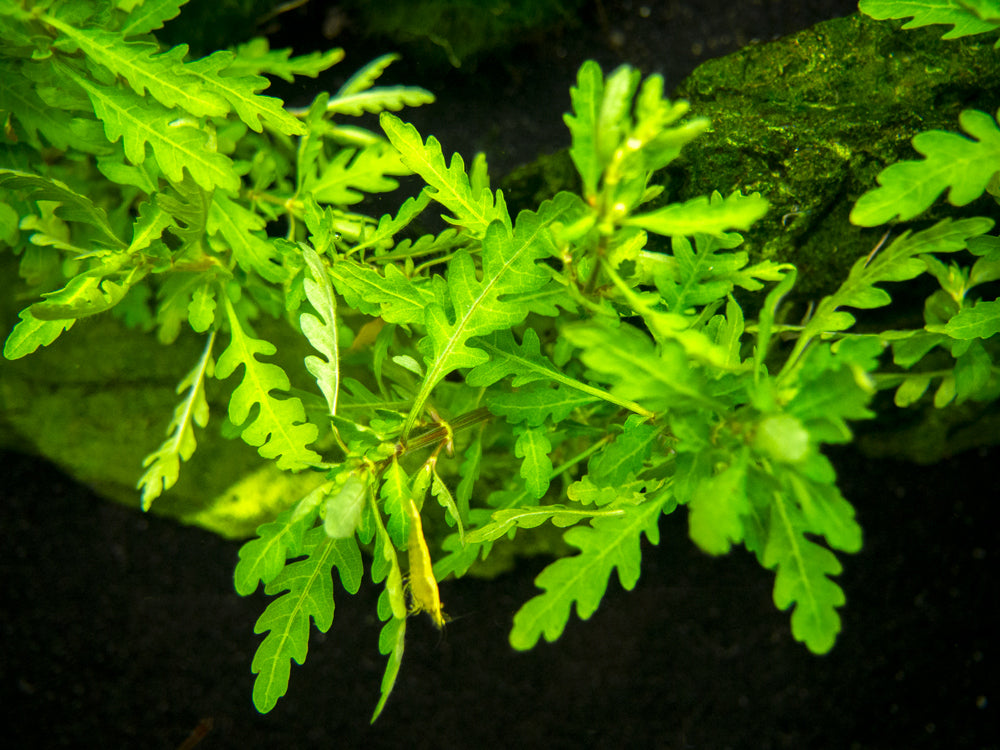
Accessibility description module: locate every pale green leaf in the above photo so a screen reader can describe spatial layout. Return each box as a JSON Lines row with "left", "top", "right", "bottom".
{"left": 626, "top": 191, "right": 769, "bottom": 238}
{"left": 301, "top": 247, "right": 340, "bottom": 416}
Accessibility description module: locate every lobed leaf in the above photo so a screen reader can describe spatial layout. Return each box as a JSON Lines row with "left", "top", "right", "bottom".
{"left": 69, "top": 69, "right": 240, "bottom": 192}
{"left": 380, "top": 112, "right": 509, "bottom": 236}
{"left": 509, "top": 492, "right": 672, "bottom": 649}
{"left": 859, "top": 0, "right": 1000, "bottom": 40}
{"left": 251, "top": 529, "right": 363, "bottom": 713}
{"left": 216, "top": 294, "right": 321, "bottom": 471}
{"left": 851, "top": 109, "right": 1000, "bottom": 226}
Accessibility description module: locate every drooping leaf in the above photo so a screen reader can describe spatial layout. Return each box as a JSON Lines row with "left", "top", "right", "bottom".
{"left": 509, "top": 491, "right": 672, "bottom": 649}
{"left": 301, "top": 247, "right": 340, "bottom": 416}
{"left": 216, "top": 293, "right": 322, "bottom": 470}
{"left": 250, "top": 529, "right": 363, "bottom": 713}
{"left": 137, "top": 331, "right": 215, "bottom": 509}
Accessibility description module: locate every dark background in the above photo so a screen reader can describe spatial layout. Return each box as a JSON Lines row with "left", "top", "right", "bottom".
{"left": 3, "top": 1, "right": 998, "bottom": 748}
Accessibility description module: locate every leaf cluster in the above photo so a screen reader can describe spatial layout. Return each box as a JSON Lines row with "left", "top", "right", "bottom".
{"left": 4, "top": 0, "right": 999, "bottom": 723}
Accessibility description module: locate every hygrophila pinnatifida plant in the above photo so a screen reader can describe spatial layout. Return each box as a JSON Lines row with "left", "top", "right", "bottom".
{"left": 2, "top": 0, "right": 998, "bottom": 720}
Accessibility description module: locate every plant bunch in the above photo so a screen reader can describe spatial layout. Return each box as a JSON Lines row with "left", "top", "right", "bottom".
{"left": 3, "top": 0, "right": 998, "bottom": 721}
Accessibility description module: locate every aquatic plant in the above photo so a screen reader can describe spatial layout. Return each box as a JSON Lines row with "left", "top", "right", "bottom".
{"left": 1, "top": 0, "right": 997, "bottom": 720}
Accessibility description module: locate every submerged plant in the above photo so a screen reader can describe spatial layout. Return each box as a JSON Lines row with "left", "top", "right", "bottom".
{"left": 2, "top": 0, "right": 998, "bottom": 721}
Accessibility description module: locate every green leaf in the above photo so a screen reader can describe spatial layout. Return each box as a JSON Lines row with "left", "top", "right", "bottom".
{"left": 487, "top": 383, "right": 598, "bottom": 427}
{"left": 69, "top": 69, "right": 240, "bottom": 192}
{"left": 46, "top": 19, "right": 228, "bottom": 118}
{"left": 0, "top": 169, "right": 124, "bottom": 248}
{"left": 216, "top": 293, "right": 322, "bottom": 470}
{"left": 380, "top": 112, "right": 509, "bottom": 236}
{"left": 119, "top": 0, "right": 187, "bottom": 37}
{"left": 509, "top": 492, "right": 672, "bottom": 649}
{"left": 405, "top": 194, "right": 577, "bottom": 434}
{"left": 851, "top": 109, "right": 1000, "bottom": 225}
{"left": 626, "top": 191, "right": 769, "bottom": 238}
{"left": 793, "top": 218, "right": 993, "bottom": 355}
{"left": 324, "top": 472, "right": 368, "bottom": 539}
{"left": 564, "top": 59, "right": 604, "bottom": 199}
{"left": 137, "top": 331, "right": 215, "bottom": 509}
{"left": 301, "top": 247, "right": 340, "bottom": 416}
{"left": 563, "top": 320, "right": 712, "bottom": 413}
{"left": 514, "top": 425, "right": 553, "bottom": 499}
{"left": 687, "top": 450, "right": 749, "bottom": 555}
{"left": 304, "top": 143, "right": 410, "bottom": 205}
{"left": 208, "top": 194, "right": 286, "bottom": 282}
{"left": 227, "top": 38, "right": 344, "bottom": 82}
{"left": 234, "top": 504, "right": 313, "bottom": 597}
{"left": 328, "top": 56, "right": 435, "bottom": 117}
{"left": 329, "top": 259, "right": 433, "bottom": 324}
{"left": 760, "top": 489, "right": 848, "bottom": 654}
{"left": 184, "top": 50, "right": 306, "bottom": 136}
{"left": 2, "top": 306, "right": 75, "bottom": 360}
{"left": 371, "top": 613, "right": 405, "bottom": 723}
{"left": 928, "top": 298, "right": 1000, "bottom": 339}
{"left": 588, "top": 416, "right": 658, "bottom": 486}
{"left": 859, "top": 0, "right": 1000, "bottom": 40}
{"left": 464, "top": 505, "right": 626, "bottom": 544}
{"left": 0, "top": 63, "right": 107, "bottom": 153}
{"left": 251, "top": 529, "right": 362, "bottom": 713}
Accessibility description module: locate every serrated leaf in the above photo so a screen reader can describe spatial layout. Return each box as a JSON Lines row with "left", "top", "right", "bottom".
{"left": 487, "top": 383, "right": 598, "bottom": 427}
{"left": 208, "top": 194, "right": 286, "bottom": 282}
{"left": 46, "top": 19, "right": 228, "bottom": 118}
{"left": 514, "top": 425, "right": 553, "bottom": 499}
{"left": 371, "top": 614, "right": 405, "bottom": 722}
{"left": 329, "top": 259, "right": 433, "bottom": 324}
{"left": 465, "top": 505, "right": 626, "bottom": 544}
{"left": 405, "top": 194, "right": 577, "bottom": 434}
{"left": 184, "top": 49, "right": 306, "bottom": 136}
{"left": 251, "top": 529, "right": 362, "bottom": 713}
{"left": 380, "top": 112, "right": 509, "bottom": 236}
{"left": 305, "top": 144, "right": 410, "bottom": 205}
{"left": 3, "top": 306, "right": 75, "bottom": 360}
{"left": 69, "top": 70, "right": 239, "bottom": 192}
{"left": 509, "top": 492, "right": 671, "bottom": 650}
{"left": 216, "top": 294, "right": 321, "bottom": 470}
{"left": 0, "top": 63, "right": 107, "bottom": 153}
{"left": 761, "top": 490, "right": 848, "bottom": 654}
{"left": 301, "top": 247, "right": 340, "bottom": 416}
{"left": 564, "top": 59, "right": 604, "bottom": 199}
{"left": 859, "top": 0, "right": 999, "bottom": 40}
{"left": 928, "top": 298, "right": 1000, "bottom": 339}
{"left": 588, "top": 416, "right": 657, "bottom": 486}
{"left": 227, "top": 38, "right": 344, "bottom": 82}
{"left": 851, "top": 109, "right": 1000, "bottom": 225}
{"left": 324, "top": 473, "right": 368, "bottom": 539}
{"left": 234, "top": 505, "right": 312, "bottom": 596}
{"left": 0, "top": 169, "right": 124, "bottom": 248}
{"left": 687, "top": 451, "right": 749, "bottom": 555}
{"left": 119, "top": 0, "right": 187, "bottom": 37}
{"left": 137, "top": 331, "right": 214, "bottom": 508}
{"left": 798, "top": 219, "right": 993, "bottom": 347}
{"left": 626, "top": 190, "right": 769, "bottom": 238}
